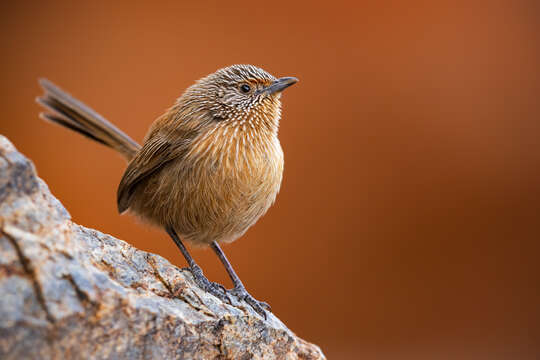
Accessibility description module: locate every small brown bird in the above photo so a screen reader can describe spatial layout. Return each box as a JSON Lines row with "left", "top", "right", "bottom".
{"left": 36, "top": 65, "right": 298, "bottom": 318}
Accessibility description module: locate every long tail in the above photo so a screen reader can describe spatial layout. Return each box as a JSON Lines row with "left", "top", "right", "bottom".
{"left": 36, "top": 79, "right": 141, "bottom": 161}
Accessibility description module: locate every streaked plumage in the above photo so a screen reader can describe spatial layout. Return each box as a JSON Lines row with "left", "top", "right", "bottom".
{"left": 117, "top": 65, "right": 287, "bottom": 244}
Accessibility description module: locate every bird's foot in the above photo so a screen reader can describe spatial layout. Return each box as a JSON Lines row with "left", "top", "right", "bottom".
{"left": 190, "top": 264, "right": 231, "bottom": 304}
{"left": 229, "top": 285, "right": 271, "bottom": 319}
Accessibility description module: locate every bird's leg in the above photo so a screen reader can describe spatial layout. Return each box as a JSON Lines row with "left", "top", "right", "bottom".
{"left": 166, "top": 227, "right": 230, "bottom": 304}
{"left": 211, "top": 241, "right": 271, "bottom": 319}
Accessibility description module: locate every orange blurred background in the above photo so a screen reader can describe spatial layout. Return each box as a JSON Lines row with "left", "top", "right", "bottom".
{"left": 1, "top": 1, "right": 539, "bottom": 359}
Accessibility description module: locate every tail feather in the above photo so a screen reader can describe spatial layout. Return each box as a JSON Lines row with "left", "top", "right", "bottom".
{"left": 40, "top": 112, "right": 110, "bottom": 146}
{"left": 37, "top": 98, "right": 109, "bottom": 146}
{"left": 36, "top": 78, "right": 141, "bottom": 160}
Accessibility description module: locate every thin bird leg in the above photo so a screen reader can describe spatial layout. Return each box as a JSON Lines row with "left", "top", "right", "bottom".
{"left": 211, "top": 241, "right": 271, "bottom": 318}
{"left": 166, "top": 227, "right": 230, "bottom": 304}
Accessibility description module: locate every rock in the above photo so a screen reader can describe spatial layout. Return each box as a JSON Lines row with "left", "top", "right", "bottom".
{"left": 0, "top": 135, "right": 325, "bottom": 360}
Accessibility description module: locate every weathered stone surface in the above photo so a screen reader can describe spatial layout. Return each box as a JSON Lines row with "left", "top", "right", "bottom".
{"left": 0, "top": 135, "right": 325, "bottom": 360}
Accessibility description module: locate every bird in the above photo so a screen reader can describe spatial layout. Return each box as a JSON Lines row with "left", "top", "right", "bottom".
{"left": 36, "top": 64, "right": 298, "bottom": 319}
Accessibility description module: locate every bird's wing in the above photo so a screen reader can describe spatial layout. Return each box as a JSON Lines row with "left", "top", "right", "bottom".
{"left": 116, "top": 133, "right": 177, "bottom": 213}
{"left": 117, "top": 106, "right": 205, "bottom": 214}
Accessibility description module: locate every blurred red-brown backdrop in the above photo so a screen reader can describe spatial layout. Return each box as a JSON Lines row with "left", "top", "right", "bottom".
{"left": 1, "top": 1, "right": 539, "bottom": 359}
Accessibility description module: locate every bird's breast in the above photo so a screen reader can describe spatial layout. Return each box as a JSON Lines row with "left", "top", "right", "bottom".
{"left": 172, "top": 125, "right": 284, "bottom": 244}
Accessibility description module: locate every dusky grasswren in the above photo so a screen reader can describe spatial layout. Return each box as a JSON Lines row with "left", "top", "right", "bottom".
{"left": 37, "top": 64, "right": 298, "bottom": 318}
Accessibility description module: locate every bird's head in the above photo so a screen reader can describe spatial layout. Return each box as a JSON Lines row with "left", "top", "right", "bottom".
{"left": 176, "top": 64, "right": 298, "bottom": 135}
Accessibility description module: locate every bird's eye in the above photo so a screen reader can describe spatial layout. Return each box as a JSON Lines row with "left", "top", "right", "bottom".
{"left": 240, "top": 84, "right": 251, "bottom": 93}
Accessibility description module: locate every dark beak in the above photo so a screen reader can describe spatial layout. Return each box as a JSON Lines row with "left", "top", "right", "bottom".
{"left": 264, "top": 77, "right": 299, "bottom": 95}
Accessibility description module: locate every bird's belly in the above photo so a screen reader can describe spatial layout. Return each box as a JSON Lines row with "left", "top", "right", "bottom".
{"left": 134, "top": 144, "right": 284, "bottom": 245}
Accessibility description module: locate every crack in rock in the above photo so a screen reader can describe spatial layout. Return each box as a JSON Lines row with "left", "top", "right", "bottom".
{"left": 1, "top": 228, "right": 55, "bottom": 324}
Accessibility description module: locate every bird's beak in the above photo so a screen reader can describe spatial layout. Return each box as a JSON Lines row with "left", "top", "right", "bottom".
{"left": 263, "top": 77, "right": 299, "bottom": 95}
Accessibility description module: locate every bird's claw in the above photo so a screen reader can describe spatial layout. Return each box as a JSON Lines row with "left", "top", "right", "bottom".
{"left": 190, "top": 265, "right": 230, "bottom": 304}
{"left": 229, "top": 286, "right": 271, "bottom": 319}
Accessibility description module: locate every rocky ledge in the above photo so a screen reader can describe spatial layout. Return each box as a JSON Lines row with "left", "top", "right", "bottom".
{"left": 0, "top": 135, "right": 324, "bottom": 360}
